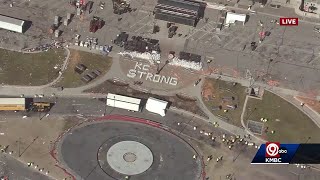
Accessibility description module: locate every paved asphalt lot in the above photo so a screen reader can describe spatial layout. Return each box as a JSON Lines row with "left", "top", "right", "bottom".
{"left": 0, "top": 154, "right": 52, "bottom": 180}
{"left": 48, "top": 97, "right": 106, "bottom": 116}
{"left": 60, "top": 120, "right": 201, "bottom": 180}
{"left": 185, "top": 8, "right": 320, "bottom": 93}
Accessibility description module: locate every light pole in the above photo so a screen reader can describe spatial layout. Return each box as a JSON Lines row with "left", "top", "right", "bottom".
{"left": 18, "top": 137, "right": 21, "bottom": 157}
{"left": 305, "top": 137, "right": 311, "bottom": 143}
{"left": 179, "top": 116, "right": 193, "bottom": 135}
{"left": 266, "top": 58, "right": 273, "bottom": 76}
{"left": 156, "top": 60, "right": 169, "bottom": 74}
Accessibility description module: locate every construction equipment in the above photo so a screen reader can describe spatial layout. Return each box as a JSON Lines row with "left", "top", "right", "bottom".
{"left": 168, "top": 26, "right": 177, "bottom": 38}
{"left": 89, "top": 16, "right": 104, "bottom": 33}
{"left": 30, "top": 102, "right": 51, "bottom": 112}
{"left": 112, "top": 0, "right": 131, "bottom": 15}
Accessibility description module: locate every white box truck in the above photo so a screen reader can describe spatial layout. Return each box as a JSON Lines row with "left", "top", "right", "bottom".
{"left": 106, "top": 93, "right": 141, "bottom": 112}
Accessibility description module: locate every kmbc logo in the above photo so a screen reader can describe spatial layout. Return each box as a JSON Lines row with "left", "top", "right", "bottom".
{"left": 266, "top": 142, "right": 280, "bottom": 157}
{"left": 265, "top": 142, "right": 288, "bottom": 163}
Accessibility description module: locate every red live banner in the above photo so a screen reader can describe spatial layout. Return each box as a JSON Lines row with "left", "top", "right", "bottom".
{"left": 279, "top": 18, "right": 298, "bottom": 26}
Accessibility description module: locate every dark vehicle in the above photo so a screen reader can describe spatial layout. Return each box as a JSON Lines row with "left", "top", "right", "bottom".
{"left": 87, "top": 1, "right": 94, "bottom": 13}
{"left": 194, "top": 78, "right": 202, "bottom": 86}
{"left": 251, "top": 42, "right": 257, "bottom": 51}
{"left": 113, "top": 32, "right": 129, "bottom": 47}
{"left": 104, "top": 45, "right": 112, "bottom": 52}
{"left": 270, "top": 4, "right": 280, "bottom": 9}
{"left": 0, "top": 176, "right": 8, "bottom": 180}
{"left": 169, "top": 26, "right": 178, "bottom": 33}
{"left": 168, "top": 32, "right": 174, "bottom": 38}
{"left": 153, "top": 25, "right": 160, "bottom": 34}
{"left": 57, "top": 86, "right": 64, "bottom": 91}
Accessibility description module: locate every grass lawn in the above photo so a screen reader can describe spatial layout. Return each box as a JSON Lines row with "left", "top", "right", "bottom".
{"left": 54, "top": 50, "right": 112, "bottom": 88}
{"left": 244, "top": 91, "right": 320, "bottom": 143}
{"left": 0, "top": 48, "right": 66, "bottom": 86}
{"left": 202, "top": 78, "right": 247, "bottom": 126}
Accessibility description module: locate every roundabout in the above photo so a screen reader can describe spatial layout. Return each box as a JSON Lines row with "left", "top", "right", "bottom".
{"left": 59, "top": 116, "right": 202, "bottom": 180}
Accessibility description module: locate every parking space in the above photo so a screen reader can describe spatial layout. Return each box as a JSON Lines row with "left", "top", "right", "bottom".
{"left": 178, "top": 8, "right": 320, "bottom": 93}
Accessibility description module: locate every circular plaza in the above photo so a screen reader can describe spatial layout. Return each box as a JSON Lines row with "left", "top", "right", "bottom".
{"left": 59, "top": 116, "right": 202, "bottom": 180}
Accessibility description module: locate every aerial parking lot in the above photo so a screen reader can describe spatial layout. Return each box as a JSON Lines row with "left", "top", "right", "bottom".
{"left": 184, "top": 8, "right": 320, "bottom": 94}
{"left": 0, "top": 0, "right": 319, "bottom": 95}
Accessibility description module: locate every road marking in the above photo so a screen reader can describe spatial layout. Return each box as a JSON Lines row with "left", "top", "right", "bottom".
{"left": 198, "top": 32, "right": 211, "bottom": 40}
{"left": 129, "top": 15, "right": 150, "bottom": 29}
{"left": 134, "top": 21, "right": 153, "bottom": 33}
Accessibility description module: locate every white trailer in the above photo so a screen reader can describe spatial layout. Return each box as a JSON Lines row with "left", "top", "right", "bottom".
{"left": 225, "top": 12, "right": 247, "bottom": 26}
{"left": 0, "top": 15, "right": 25, "bottom": 33}
{"left": 146, "top": 97, "right": 168, "bottom": 116}
{"left": 106, "top": 93, "right": 141, "bottom": 112}
{"left": 0, "top": 98, "right": 25, "bottom": 111}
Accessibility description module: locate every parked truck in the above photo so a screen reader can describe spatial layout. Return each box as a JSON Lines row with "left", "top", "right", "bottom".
{"left": 0, "top": 98, "right": 25, "bottom": 111}
{"left": 106, "top": 93, "right": 142, "bottom": 112}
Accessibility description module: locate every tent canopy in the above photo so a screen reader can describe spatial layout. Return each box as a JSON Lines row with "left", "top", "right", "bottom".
{"left": 225, "top": 12, "right": 247, "bottom": 25}
{"left": 146, "top": 97, "right": 168, "bottom": 116}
